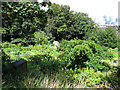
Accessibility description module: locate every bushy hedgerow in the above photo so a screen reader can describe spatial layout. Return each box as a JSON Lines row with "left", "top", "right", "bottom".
{"left": 58, "top": 39, "right": 113, "bottom": 71}
{"left": 58, "top": 39, "right": 83, "bottom": 51}
{"left": 2, "top": 49, "right": 10, "bottom": 64}
{"left": 2, "top": 42, "right": 16, "bottom": 48}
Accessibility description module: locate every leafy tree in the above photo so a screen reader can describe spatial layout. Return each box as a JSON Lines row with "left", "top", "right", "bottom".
{"left": 46, "top": 3, "right": 96, "bottom": 41}
{"left": 1, "top": 2, "right": 49, "bottom": 45}
{"left": 100, "top": 26, "right": 118, "bottom": 48}
{"left": 83, "top": 25, "right": 103, "bottom": 44}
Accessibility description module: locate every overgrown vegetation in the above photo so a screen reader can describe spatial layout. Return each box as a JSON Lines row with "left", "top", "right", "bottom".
{"left": 100, "top": 26, "right": 118, "bottom": 48}
{"left": 1, "top": 2, "right": 119, "bottom": 89}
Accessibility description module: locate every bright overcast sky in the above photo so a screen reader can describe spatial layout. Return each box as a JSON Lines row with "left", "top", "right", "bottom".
{"left": 38, "top": 0, "right": 120, "bottom": 25}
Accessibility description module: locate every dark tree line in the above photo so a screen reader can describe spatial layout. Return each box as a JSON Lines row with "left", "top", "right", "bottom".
{"left": 1, "top": 2, "right": 118, "bottom": 48}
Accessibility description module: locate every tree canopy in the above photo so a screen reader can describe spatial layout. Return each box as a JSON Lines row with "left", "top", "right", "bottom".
{"left": 45, "top": 3, "right": 96, "bottom": 41}
{"left": 2, "top": 2, "right": 49, "bottom": 45}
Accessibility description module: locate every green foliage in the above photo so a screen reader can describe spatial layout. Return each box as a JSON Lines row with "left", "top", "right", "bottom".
{"left": 72, "top": 44, "right": 93, "bottom": 67}
{"left": 62, "top": 67, "right": 106, "bottom": 87}
{"left": 84, "top": 26, "right": 102, "bottom": 40}
{"left": 85, "top": 57, "right": 109, "bottom": 71}
{"left": 95, "top": 45, "right": 113, "bottom": 60}
{"left": 58, "top": 39, "right": 82, "bottom": 51}
{"left": 100, "top": 26, "right": 118, "bottom": 48}
{"left": 2, "top": 48, "right": 10, "bottom": 64}
{"left": 2, "top": 2, "right": 118, "bottom": 88}
{"left": 86, "top": 36, "right": 100, "bottom": 44}
{"left": 2, "top": 43, "right": 63, "bottom": 74}
{"left": 2, "top": 42, "right": 17, "bottom": 63}
{"left": 85, "top": 45, "right": 113, "bottom": 71}
{"left": 46, "top": 3, "right": 96, "bottom": 41}
{"left": 2, "top": 42, "right": 25, "bottom": 63}
{"left": 34, "top": 31, "right": 49, "bottom": 45}
{"left": 84, "top": 26, "right": 118, "bottom": 49}
{"left": 58, "top": 39, "right": 113, "bottom": 71}
{"left": 78, "top": 68, "right": 106, "bottom": 87}
{"left": 2, "top": 42, "right": 11, "bottom": 48}
{"left": 2, "top": 2, "right": 48, "bottom": 45}
{"left": 58, "top": 39, "right": 96, "bottom": 69}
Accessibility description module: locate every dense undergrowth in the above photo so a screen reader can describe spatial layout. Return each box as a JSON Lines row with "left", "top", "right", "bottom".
{"left": 2, "top": 40, "right": 120, "bottom": 89}
{"left": 1, "top": 2, "right": 120, "bottom": 89}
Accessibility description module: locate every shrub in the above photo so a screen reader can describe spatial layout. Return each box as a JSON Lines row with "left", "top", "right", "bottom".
{"left": 85, "top": 45, "right": 113, "bottom": 71}
{"left": 58, "top": 39, "right": 96, "bottom": 69}
{"left": 11, "top": 38, "right": 29, "bottom": 46}
{"left": 58, "top": 39, "right": 83, "bottom": 51}
{"left": 85, "top": 56, "right": 110, "bottom": 71}
{"left": 100, "top": 26, "right": 118, "bottom": 48}
{"left": 95, "top": 45, "right": 113, "bottom": 60}
{"left": 58, "top": 39, "right": 113, "bottom": 71}
{"left": 71, "top": 44, "right": 93, "bottom": 68}
{"left": 84, "top": 27, "right": 102, "bottom": 44}
{"left": 2, "top": 48, "right": 10, "bottom": 64}
{"left": 87, "top": 36, "right": 100, "bottom": 45}
{"left": 34, "top": 31, "right": 49, "bottom": 45}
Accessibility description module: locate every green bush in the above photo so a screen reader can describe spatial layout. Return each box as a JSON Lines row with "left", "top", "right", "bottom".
{"left": 87, "top": 36, "right": 100, "bottom": 45}
{"left": 85, "top": 45, "right": 113, "bottom": 71}
{"left": 85, "top": 56, "right": 109, "bottom": 71}
{"left": 11, "top": 38, "right": 29, "bottom": 46}
{"left": 95, "top": 45, "right": 113, "bottom": 60}
{"left": 58, "top": 39, "right": 96, "bottom": 69}
{"left": 2, "top": 42, "right": 19, "bottom": 63}
{"left": 34, "top": 31, "right": 49, "bottom": 45}
{"left": 58, "top": 39, "right": 113, "bottom": 71}
{"left": 84, "top": 27, "right": 102, "bottom": 43}
{"left": 71, "top": 44, "right": 93, "bottom": 68}
{"left": 2, "top": 48, "right": 10, "bottom": 64}
{"left": 2, "top": 42, "right": 33, "bottom": 63}
{"left": 58, "top": 39, "right": 83, "bottom": 51}
{"left": 100, "top": 26, "right": 118, "bottom": 48}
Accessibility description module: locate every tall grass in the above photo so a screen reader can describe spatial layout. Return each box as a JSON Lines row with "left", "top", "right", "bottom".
{"left": 2, "top": 71, "right": 82, "bottom": 88}
{"left": 2, "top": 68, "right": 112, "bottom": 88}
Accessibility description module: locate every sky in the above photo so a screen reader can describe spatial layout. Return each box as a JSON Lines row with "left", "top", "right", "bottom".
{"left": 38, "top": 0, "right": 120, "bottom": 26}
